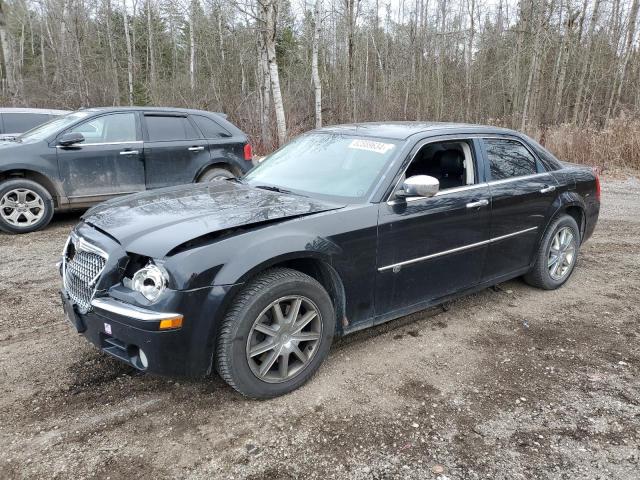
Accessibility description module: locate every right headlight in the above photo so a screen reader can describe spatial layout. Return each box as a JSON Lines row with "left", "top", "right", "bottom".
{"left": 130, "top": 263, "right": 168, "bottom": 302}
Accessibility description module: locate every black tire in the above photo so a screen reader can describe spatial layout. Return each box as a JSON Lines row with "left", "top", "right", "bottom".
{"left": 198, "top": 167, "right": 235, "bottom": 182}
{"left": 216, "top": 268, "right": 335, "bottom": 398}
{"left": 0, "top": 179, "right": 54, "bottom": 234}
{"left": 523, "top": 214, "right": 581, "bottom": 290}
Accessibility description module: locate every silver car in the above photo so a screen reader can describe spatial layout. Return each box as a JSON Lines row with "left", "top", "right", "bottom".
{"left": 0, "top": 107, "right": 70, "bottom": 140}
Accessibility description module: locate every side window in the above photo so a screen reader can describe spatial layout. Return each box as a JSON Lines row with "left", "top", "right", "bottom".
{"left": 404, "top": 140, "right": 476, "bottom": 191}
{"left": 3, "top": 113, "right": 51, "bottom": 133}
{"left": 145, "top": 115, "right": 201, "bottom": 141}
{"left": 191, "top": 115, "right": 230, "bottom": 138}
{"left": 69, "top": 113, "right": 137, "bottom": 143}
{"left": 483, "top": 139, "right": 538, "bottom": 180}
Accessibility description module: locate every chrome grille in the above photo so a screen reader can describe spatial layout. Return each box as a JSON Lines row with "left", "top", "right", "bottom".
{"left": 63, "top": 234, "right": 108, "bottom": 313}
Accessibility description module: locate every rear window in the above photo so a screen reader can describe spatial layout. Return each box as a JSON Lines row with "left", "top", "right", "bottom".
{"left": 145, "top": 115, "right": 201, "bottom": 142}
{"left": 191, "top": 115, "right": 230, "bottom": 138}
{"left": 3, "top": 113, "right": 51, "bottom": 133}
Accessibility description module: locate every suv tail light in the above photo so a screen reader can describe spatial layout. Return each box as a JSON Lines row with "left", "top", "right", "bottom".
{"left": 243, "top": 143, "right": 253, "bottom": 162}
{"left": 592, "top": 167, "right": 601, "bottom": 202}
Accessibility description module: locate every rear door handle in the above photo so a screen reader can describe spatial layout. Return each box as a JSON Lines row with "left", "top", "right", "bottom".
{"left": 188, "top": 146, "right": 205, "bottom": 152}
{"left": 119, "top": 150, "right": 139, "bottom": 156}
{"left": 466, "top": 199, "right": 489, "bottom": 209}
{"left": 540, "top": 185, "right": 556, "bottom": 193}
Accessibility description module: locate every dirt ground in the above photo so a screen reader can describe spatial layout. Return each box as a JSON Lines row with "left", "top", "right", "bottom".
{"left": 0, "top": 176, "right": 639, "bottom": 480}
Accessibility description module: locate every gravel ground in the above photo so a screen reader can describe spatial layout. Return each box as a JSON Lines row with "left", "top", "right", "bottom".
{"left": 0, "top": 177, "right": 639, "bottom": 480}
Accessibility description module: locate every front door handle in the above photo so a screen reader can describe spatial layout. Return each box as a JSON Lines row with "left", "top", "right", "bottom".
{"left": 119, "top": 150, "right": 139, "bottom": 156}
{"left": 466, "top": 199, "right": 489, "bottom": 209}
{"left": 188, "top": 146, "right": 205, "bottom": 152}
{"left": 540, "top": 185, "right": 556, "bottom": 194}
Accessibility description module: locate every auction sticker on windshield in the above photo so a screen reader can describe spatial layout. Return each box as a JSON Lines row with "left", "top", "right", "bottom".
{"left": 348, "top": 139, "right": 395, "bottom": 154}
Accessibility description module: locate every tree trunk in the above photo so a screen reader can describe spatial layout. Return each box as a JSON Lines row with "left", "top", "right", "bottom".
{"left": 0, "top": 0, "right": 14, "bottom": 94}
{"left": 606, "top": 0, "right": 639, "bottom": 120}
{"left": 122, "top": 0, "right": 134, "bottom": 105}
{"left": 106, "top": 0, "right": 120, "bottom": 105}
{"left": 344, "top": 0, "right": 358, "bottom": 121}
{"left": 147, "top": 0, "right": 156, "bottom": 98}
{"left": 311, "top": 0, "right": 322, "bottom": 128}
{"left": 189, "top": 0, "right": 196, "bottom": 92}
{"left": 257, "top": 29, "right": 271, "bottom": 147}
{"left": 572, "top": 0, "right": 602, "bottom": 124}
{"left": 465, "top": 0, "right": 475, "bottom": 120}
{"left": 264, "top": 0, "right": 286, "bottom": 145}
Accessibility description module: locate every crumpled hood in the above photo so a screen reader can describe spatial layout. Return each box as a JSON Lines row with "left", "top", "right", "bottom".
{"left": 82, "top": 181, "right": 343, "bottom": 258}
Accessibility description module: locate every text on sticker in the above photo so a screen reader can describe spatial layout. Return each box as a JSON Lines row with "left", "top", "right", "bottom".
{"left": 348, "top": 139, "right": 395, "bottom": 154}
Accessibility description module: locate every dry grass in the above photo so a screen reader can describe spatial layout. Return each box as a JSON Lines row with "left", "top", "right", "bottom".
{"left": 532, "top": 115, "right": 640, "bottom": 172}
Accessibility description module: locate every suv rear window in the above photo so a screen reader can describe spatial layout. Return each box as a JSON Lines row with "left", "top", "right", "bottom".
{"left": 191, "top": 115, "right": 230, "bottom": 138}
{"left": 145, "top": 115, "right": 201, "bottom": 142}
{"left": 3, "top": 113, "right": 51, "bottom": 133}
{"left": 483, "top": 138, "right": 538, "bottom": 180}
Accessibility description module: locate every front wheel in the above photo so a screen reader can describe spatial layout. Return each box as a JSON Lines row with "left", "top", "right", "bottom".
{"left": 0, "top": 179, "right": 54, "bottom": 233}
{"left": 216, "top": 268, "right": 335, "bottom": 398}
{"left": 524, "top": 214, "right": 581, "bottom": 290}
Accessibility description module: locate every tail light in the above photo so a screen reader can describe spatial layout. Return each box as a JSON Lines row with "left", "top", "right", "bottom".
{"left": 243, "top": 143, "right": 253, "bottom": 161}
{"left": 593, "top": 167, "right": 601, "bottom": 202}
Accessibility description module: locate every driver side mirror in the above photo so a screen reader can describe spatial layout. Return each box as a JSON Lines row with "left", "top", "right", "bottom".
{"left": 58, "top": 132, "right": 85, "bottom": 147}
{"left": 396, "top": 175, "right": 440, "bottom": 198}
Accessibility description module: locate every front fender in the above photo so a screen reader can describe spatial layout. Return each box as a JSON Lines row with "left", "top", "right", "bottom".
{"left": 163, "top": 223, "right": 341, "bottom": 290}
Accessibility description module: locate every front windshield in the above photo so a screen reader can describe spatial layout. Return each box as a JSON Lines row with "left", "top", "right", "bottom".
{"left": 18, "top": 111, "right": 92, "bottom": 142}
{"left": 244, "top": 133, "right": 400, "bottom": 201}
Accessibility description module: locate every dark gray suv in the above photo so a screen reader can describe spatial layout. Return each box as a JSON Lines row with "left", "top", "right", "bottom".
{"left": 0, "top": 107, "right": 253, "bottom": 233}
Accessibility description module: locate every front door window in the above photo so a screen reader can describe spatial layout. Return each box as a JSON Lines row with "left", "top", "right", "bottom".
{"left": 69, "top": 113, "right": 137, "bottom": 144}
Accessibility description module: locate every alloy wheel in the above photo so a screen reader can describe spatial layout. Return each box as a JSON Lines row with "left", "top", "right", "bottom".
{"left": 548, "top": 226, "right": 577, "bottom": 280}
{"left": 246, "top": 295, "right": 322, "bottom": 383}
{"left": 0, "top": 188, "right": 45, "bottom": 228}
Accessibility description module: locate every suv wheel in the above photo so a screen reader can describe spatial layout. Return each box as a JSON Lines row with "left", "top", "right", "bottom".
{"left": 216, "top": 268, "right": 335, "bottom": 398}
{"left": 0, "top": 179, "right": 54, "bottom": 233}
{"left": 524, "top": 214, "right": 581, "bottom": 290}
{"left": 198, "top": 167, "right": 235, "bottom": 182}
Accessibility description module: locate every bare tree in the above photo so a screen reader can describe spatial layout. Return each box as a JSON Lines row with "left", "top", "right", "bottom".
{"left": 122, "top": 0, "right": 134, "bottom": 105}
{"left": 311, "top": 0, "right": 322, "bottom": 128}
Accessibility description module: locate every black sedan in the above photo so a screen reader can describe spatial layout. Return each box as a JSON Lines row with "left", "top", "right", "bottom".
{"left": 59, "top": 122, "right": 600, "bottom": 398}
{"left": 0, "top": 107, "right": 252, "bottom": 233}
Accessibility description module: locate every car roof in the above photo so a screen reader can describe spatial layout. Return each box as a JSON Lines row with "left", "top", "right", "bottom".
{"left": 314, "top": 121, "right": 517, "bottom": 140}
{"left": 0, "top": 107, "right": 70, "bottom": 115}
{"left": 82, "top": 106, "right": 228, "bottom": 119}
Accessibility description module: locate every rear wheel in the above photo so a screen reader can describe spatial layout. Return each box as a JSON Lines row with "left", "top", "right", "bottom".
{"left": 524, "top": 214, "right": 580, "bottom": 290}
{"left": 216, "top": 268, "right": 335, "bottom": 398}
{"left": 198, "top": 167, "right": 235, "bottom": 182}
{"left": 0, "top": 179, "right": 54, "bottom": 233}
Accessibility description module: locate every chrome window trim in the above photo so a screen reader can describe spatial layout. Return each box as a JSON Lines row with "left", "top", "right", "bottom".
{"left": 387, "top": 171, "right": 551, "bottom": 205}
{"left": 378, "top": 226, "right": 538, "bottom": 272}
{"left": 91, "top": 297, "right": 181, "bottom": 322}
{"left": 486, "top": 172, "right": 549, "bottom": 186}
{"left": 56, "top": 140, "right": 143, "bottom": 148}
{"left": 387, "top": 182, "right": 488, "bottom": 205}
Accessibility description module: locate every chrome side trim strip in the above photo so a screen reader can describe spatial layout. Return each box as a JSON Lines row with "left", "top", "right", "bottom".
{"left": 67, "top": 191, "right": 139, "bottom": 199}
{"left": 91, "top": 297, "right": 182, "bottom": 321}
{"left": 487, "top": 172, "right": 549, "bottom": 186}
{"left": 378, "top": 226, "right": 538, "bottom": 272}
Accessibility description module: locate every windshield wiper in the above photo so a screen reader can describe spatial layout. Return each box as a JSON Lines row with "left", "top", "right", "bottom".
{"left": 252, "top": 184, "right": 307, "bottom": 197}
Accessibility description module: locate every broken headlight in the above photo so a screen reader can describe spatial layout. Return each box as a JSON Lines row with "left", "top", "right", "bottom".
{"left": 126, "top": 262, "right": 168, "bottom": 302}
